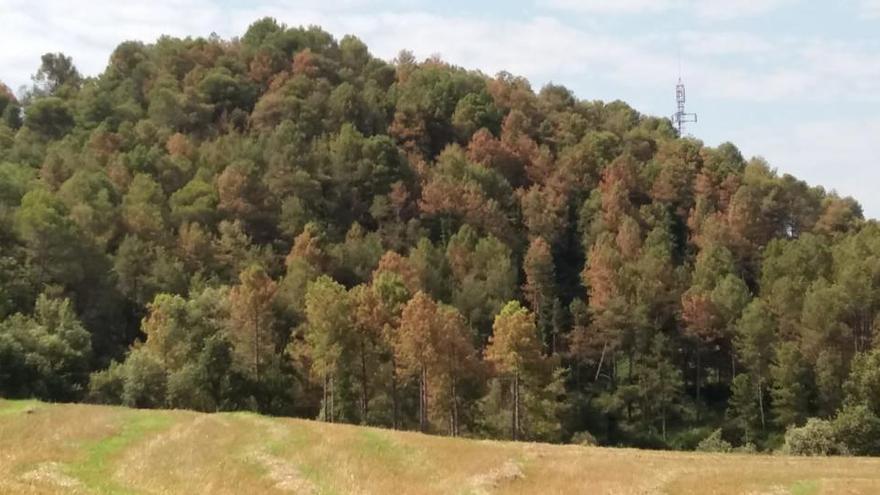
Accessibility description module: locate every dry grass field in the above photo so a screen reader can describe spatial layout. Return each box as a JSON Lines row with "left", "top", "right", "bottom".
{"left": 2, "top": 399, "right": 880, "bottom": 494}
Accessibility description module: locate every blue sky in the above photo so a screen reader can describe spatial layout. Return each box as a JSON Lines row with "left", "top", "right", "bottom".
{"left": 3, "top": 0, "right": 880, "bottom": 216}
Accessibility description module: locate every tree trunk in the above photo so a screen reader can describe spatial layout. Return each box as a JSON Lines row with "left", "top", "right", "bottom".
{"left": 322, "top": 373, "right": 329, "bottom": 422}
{"left": 360, "top": 338, "right": 369, "bottom": 423}
{"left": 695, "top": 347, "right": 702, "bottom": 404}
{"left": 595, "top": 342, "right": 607, "bottom": 382}
{"left": 391, "top": 355, "right": 399, "bottom": 430}
{"left": 253, "top": 316, "right": 261, "bottom": 385}
{"left": 731, "top": 353, "right": 736, "bottom": 382}
{"left": 451, "top": 375, "right": 459, "bottom": 437}
{"left": 512, "top": 371, "right": 520, "bottom": 441}
{"left": 662, "top": 405, "right": 667, "bottom": 441}
{"left": 419, "top": 366, "right": 428, "bottom": 433}
{"left": 329, "top": 375, "right": 335, "bottom": 423}
{"left": 757, "top": 377, "right": 765, "bottom": 431}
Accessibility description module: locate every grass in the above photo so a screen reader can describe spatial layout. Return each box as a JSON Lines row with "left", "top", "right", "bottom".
{"left": 3, "top": 399, "right": 880, "bottom": 494}
{"left": 0, "top": 398, "right": 39, "bottom": 416}
{"left": 790, "top": 480, "right": 820, "bottom": 495}
{"left": 66, "top": 411, "right": 173, "bottom": 494}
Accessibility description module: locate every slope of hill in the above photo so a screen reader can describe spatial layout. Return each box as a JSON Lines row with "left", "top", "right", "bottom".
{"left": 2, "top": 399, "right": 878, "bottom": 495}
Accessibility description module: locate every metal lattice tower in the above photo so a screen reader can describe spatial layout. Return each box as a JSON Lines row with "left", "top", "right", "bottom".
{"left": 672, "top": 77, "right": 697, "bottom": 135}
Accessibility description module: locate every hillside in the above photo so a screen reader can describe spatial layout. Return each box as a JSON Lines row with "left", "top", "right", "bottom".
{"left": 2, "top": 17, "right": 880, "bottom": 454}
{"left": 2, "top": 399, "right": 878, "bottom": 495}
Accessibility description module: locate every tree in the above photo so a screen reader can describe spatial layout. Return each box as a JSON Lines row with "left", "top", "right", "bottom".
{"left": 121, "top": 347, "right": 167, "bottom": 408}
{"left": 14, "top": 188, "right": 93, "bottom": 290}
{"left": 303, "top": 275, "right": 357, "bottom": 423}
{"left": 228, "top": 265, "right": 277, "bottom": 385}
{"left": 447, "top": 226, "right": 517, "bottom": 340}
{"left": 122, "top": 174, "right": 169, "bottom": 239}
{"left": 0, "top": 293, "right": 92, "bottom": 401}
{"left": 485, "top": 301, "right": 543, "bottom": 440}
{"left": 770, "top": 342, "right": 811, "bottom": 428}
{"left": 31, "top": 52, "right": 82, "bottom": 97}
{"left": 728, "top": 373, "right": 761, "bottom": 443}
{"left": 522, "top": 237, "right": 557, "bottom": 352}
{"left": 635, "top": 334, "right": 683, "bottom": 440}
{"left": 844, "top": 348, "right": 880, "bottom": 416}
{"left": 396, "top": 292, "right": 438, "bottom": 432}
{"left": 681, "top": 245, "right": 745, "bottom": 406}
{"left": 734, "top": 300, "right": 776, "bottom": 431}
{"left": 24, "top": 97, "right": 74, "bottom": 139}
{"left": 426, "top": 304, "right": 480, "bottom": 436}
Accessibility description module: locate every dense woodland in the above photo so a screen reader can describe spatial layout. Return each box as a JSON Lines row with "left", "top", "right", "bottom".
{"left": 2, "top": 18, "right": 880, "bottom": 454}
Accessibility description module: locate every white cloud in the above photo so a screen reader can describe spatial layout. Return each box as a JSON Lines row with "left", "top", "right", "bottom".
{"left": 860, "top": 0, "right": 880, "bottom": 18}
{"left": 2, "top": 1, "right": 875, "bottom": 105}
{"left": 679, "top": 31, "right": 774, "bottom": 56}
{"left": 692, "top": 0, "right": 797, "bottom": 20}
{"left": 543, "top": 0, "right": 680, "bottom": 15}
{"left": 542, "top": 0, "right": 797, "bottom": 19}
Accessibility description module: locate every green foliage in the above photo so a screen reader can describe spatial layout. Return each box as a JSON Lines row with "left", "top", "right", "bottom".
{"left": 87, "top": 361, "right": 126, "bottom": 404}
{"left": 832, "top": 404, "right": 880, "bottom": 456}
{"left": 0, "top": 293, "right": 92, "bottom": 400}
{"left": 844, "top": 349, "right": 880, "bottom": 416}
{"left": 696, "top": 429, "right": 733, "bottom": 453}
{"left": 783, "top": 418, "right": 841, "bottom": 456}
{"left": 0, "top": 19, "right": 876, "bottom": 450}
{"left": 571, "top": 430, "right": 598, "bottom": 446}
{"left": 24, "top": 97, "right": 74, "bottom": 138}
{"left": 121, "top": 347, "right": 167, "bottom": 408}
{"left": 770, "top": 342, "right": 811, "bottom": 428}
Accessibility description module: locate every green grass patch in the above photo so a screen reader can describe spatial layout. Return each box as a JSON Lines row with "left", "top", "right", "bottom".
{"left": 355, "top": 427, "right": 422, "bottom": 472}
{"left": 358, "top": 429, "right": 398, "bottom": 458}
{"left": 0, "top": 399, "right": 40, "bottom": 416}
{"left": 233, "top": 414, "right": 340, "bottom": 495}
{"left": 790, "top": 480, "right": 819, "bottom": 495}
{"left": 67, "top": 410, "right": 174, "bottom": 494}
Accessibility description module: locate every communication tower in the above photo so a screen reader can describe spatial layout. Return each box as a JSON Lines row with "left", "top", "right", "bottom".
{"left": 672, "top": 78, "right": 697, "bottom": 135}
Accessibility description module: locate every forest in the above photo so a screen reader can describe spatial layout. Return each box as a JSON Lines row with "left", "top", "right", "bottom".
{"left": 1, "top": 18, "right": 878, "bottom": 455}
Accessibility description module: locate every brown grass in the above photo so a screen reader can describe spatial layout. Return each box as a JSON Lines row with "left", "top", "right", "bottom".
{"left": 2, "top": 399, "right": 879, "bottom": 494}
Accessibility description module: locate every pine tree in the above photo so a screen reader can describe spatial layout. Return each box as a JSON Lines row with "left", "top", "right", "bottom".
{"left": 485, "top": 301, "right": 543, "bottom": 441}
{"left": 228, "top": 265, "right": 277, "bottom": 385}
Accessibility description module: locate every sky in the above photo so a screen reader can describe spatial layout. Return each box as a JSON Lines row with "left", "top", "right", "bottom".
{"left": 2, "top": 0, "right": 879, "bottom": 216}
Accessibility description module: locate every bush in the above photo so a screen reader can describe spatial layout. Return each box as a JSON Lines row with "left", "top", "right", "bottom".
{"left": 783, "top": 418, "right": 841, "bottom": 456}
{"left": 121, "top": 348, "right": 167, "bottom": 408}
{"left": 167, "top": 364, "right": 213, "bottom": 411}
{"left": 667, "top": 425, "right": 715, "bottom": 451}
{"left": 696, "top": 429, "right": 732, "bottom": 453}
{"left": 87, "top": 361, "right": 125, "bottom": 404}
{"left": 733, "top": 442, "right": 757, "bottom": 454}
{"left": 832, "top": 404, "right": 880, "bottom": 456}
{"left": 571, "top": 430, "right": 598, "bottom": 446}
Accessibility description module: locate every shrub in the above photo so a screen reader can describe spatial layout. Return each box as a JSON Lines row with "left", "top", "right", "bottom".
{"left": 783, "top": 418, "right": 841, "bottom": 456}
{"left": 832, "top": 404, "right": 880, "bottom": 456}
{"left": 733, "top": 442, "right": 757, "bottom": 454}
{"left": 121, "top": 348, "right": 167, "bottom": 408}
{"left": 87, "top": 361, "right": 125, "bottom": 404}
{"left": 696, "top": 429, "right": 732, "bottom": 453}
{"left": 571, "top": 430, "right": 598, "bottom": 447}
{"left": 167, "top": 364, "right": 213, "bottom": 411}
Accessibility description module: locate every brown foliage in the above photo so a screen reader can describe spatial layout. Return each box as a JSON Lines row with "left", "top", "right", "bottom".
{"left": 373, "top": 251, "right": 421, "bottom": 294}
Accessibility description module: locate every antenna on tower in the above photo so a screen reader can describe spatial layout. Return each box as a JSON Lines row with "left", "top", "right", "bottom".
{"left": 672, "top": 76, "right": 697, "bottom": 136}
{"left": 672, "top": 50, "right": 697, "bottom": 136}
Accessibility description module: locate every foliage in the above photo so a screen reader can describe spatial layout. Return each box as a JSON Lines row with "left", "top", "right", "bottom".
{"left": 696, "top": 429, "right": 733, "bottom": 453}
{"left": 0, "top": 17, "right": 875, "bottom": 451}
{"left": 783, "top": 418, "right": 841, "bottom": 456}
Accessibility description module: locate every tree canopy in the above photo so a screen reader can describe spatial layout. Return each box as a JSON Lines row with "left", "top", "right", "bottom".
{"left": 0, "top": 18, "right": 876, "bottom": 452}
